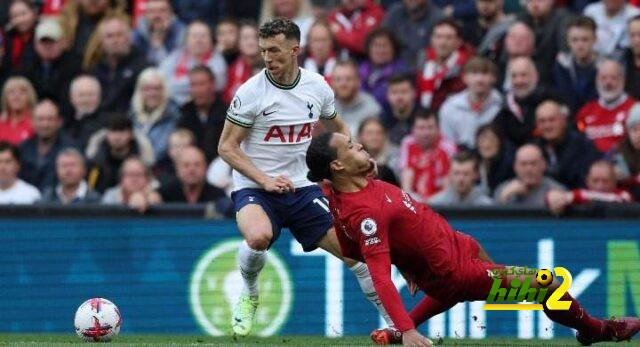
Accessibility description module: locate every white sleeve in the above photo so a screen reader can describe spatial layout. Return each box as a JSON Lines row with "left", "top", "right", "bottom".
{"left": 319, "top": 81, "right": 337, "bottom": 120}
{"left": 225, "top": 83, "right": 258, "bottom": 128}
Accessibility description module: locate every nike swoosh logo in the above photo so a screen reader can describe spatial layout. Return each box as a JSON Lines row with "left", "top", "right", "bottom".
{"left": 263, "top": 110, "right": 277, "bottom": 116}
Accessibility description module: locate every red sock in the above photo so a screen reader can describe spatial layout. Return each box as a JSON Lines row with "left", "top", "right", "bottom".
{"left": 543, "top": 292, "right": 605, "bottom": 336}
{"left": 409, "top": 296, "right": 457, "bottom": 326}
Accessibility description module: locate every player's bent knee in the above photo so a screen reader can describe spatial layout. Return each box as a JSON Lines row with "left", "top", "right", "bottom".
{"left": 244, "top": 230, "right": 272, "bottom": 250}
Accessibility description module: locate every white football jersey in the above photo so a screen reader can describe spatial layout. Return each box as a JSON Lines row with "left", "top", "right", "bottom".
{"left": 226, "top": 68, "right": 337, "bottom": 190}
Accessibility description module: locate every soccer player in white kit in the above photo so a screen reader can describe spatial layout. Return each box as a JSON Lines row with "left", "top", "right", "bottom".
{"left": 218, "top": 18, "right": 391, "bottom": 336}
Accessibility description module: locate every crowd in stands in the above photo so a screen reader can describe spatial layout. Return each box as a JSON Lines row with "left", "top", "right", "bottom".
{"left": 0, "top": 0, "right": 639, "bottom": 216}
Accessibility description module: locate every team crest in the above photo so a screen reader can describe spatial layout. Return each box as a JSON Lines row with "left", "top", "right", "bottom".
{"left": 360, "top": 218, "right": 377, "bottom": 236}
{"left": 232, "top": 96, "right": 241, "bottom": 111}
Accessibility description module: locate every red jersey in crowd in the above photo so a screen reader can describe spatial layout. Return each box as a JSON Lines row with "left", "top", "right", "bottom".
{"left": 327, "top": 0, "right": 384, "bottom": 56}
{"left": 41, "top": 0, "right": 67, "bottom": 16}
{"left": 327, "top": 178, "right": 485, "bottom": 331}
{"left": 223, "top": 57, "right": 254, "bottom": 105}
{"left": 0, "top": 113, "right": 34, "bottom": 145}
{"left": 571, "top": 188, "right": 634, "bottom": 204}
{"left": 399, "top": 135, "right": 456, "bottom": 201}
{"left": 576, "top": 95, "right": 636, "bottom": 152}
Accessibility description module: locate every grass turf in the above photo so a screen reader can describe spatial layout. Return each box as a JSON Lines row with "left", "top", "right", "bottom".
{"left": 0, "top": 335, "right": 632, "bottom": 346}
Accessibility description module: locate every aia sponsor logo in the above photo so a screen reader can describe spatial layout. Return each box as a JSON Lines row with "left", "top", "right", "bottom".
{"left": 264, "top": 123, "right": 313, "bottom": 143}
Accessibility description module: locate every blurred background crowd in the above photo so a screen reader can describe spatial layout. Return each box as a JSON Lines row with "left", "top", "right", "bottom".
{"left": 0, "top": 0, "right": 638, "bottom": 216}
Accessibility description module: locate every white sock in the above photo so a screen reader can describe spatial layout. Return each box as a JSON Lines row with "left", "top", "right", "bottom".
{"left": 237, "top": 240, "right": 267, "bottom": 297}
{"left": 350, "top": 262, "right": 394, "bottom": 327}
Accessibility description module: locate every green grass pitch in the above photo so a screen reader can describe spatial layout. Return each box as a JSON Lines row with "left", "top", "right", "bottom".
{"left": 0, "top": 335, "right": 631, "bottom": 346}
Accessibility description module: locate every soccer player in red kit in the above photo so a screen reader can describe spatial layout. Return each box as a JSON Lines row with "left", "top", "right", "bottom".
{"left": 305, "top": 132, "right": 640, "bottom": 347}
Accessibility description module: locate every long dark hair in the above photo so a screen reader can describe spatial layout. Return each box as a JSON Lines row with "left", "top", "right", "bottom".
{"left": 306, "top": 133, "right": 337, "bottom": 182}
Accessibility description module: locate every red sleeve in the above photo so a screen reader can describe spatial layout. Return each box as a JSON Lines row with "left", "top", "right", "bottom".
{"left": 366, "top": 252, "right": 415, "bottom": 332}
{"left": 335, "top": 224, "right": 362, "bottom": 261}
{"left": 332, "top": 7, "right": 384, "bottom": 55}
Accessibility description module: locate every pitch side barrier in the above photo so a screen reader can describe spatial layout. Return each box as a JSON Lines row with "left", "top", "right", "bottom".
{"left": 0, "top": 204, "right": 638, "bottom": 338}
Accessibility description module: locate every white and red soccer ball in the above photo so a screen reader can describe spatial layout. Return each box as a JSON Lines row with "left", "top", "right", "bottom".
{"left": 74, "top": 298, "right": 122, "bottom": 342}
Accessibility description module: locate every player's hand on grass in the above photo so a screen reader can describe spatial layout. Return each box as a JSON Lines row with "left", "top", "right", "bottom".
{"left": 402, "top": 329, "right": 432, "bottom": 347}
{"left": 263, "top": 175, "right": 295, "bottom": 194}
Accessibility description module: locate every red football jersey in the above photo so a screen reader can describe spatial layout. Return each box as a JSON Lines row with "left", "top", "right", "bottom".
{"left": 327, "top": 179, "right": 479, "bottom": 331}
{"left": 399, "top": 135, "right": 457, "bottom": 201}
{"left": 576, "top": 96, "right": 636, "bottom": 153}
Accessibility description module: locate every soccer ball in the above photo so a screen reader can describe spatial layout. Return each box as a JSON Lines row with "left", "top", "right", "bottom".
{"left": 536, "top": 269, "right": 554, "bottom": 287}
{"left": 74, "top": 298, "right": 122, "bottom": 342}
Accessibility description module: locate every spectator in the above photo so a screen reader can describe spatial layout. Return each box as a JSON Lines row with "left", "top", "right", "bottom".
{"left": 90, "top": 15, "right": 149, "bottom": 113}
{"left": 0, "top": 141, "right": 40, "bottom": 204}
{"left": 25, "top": 19, "right": 81, "bottom": 111}
{"left": 332, "top": 60, "right": 382, "bottom": 136}
{"left": 610, "top": 103, "right": 640, "bottom": 200}
{"left": 59, "top": 0, "right": 128, "bottom": 58}
{"left": 223, "top": 22, "right": 263, "bottom": 104}
{"left": 439, "top": 56, "right": 503, "bottom": 149}
{"left": 492, "top": 57, "right": 553, "bottom": 146}
{"left": 86, "top": 115, "right": 155, "bottom": 193}
{"left": 433, "top": 0, "right": 477, "bottom": 19}
{"left": 417, "top": 18, "right": 472, "bottom": 112}
{"left": 384, "top": 73, "right": 424, "bottom": 144}
{"left": 260, "top": 0, "right": 314, "bottom": 47}
{"left": 128, "top": 67, "right": 180, "bottom": 161}
{"left": 359, "top": 28, "right": 412, "bottom": 111}
{"left": 327, "top": 0, "right": 384, "bottom": 57}
{"left": 462, "top": 0, "right": 513, "bottom": 57}
{"left": 132, "top": 0, "right": 186, "bottom": 65}
{"left": 155, "top": 128, "right": 195, "bottom": 185}
{"left": 494, "top": 144, "right": 566, "bottom": 206}
{"left": 553, "top": 15, "right": 600, "bottom": 114}
{"left": 160, "top": 21, "right": 228, "bottom": 105}
{"left": 300, "top": 20, "right": 337, "bottom": 83}
{"left": 516, "top": 0, "right": 570, "bottom": 83}
{"left": 40, "top": 148, "right": 101, "bottom": 204}
{"left": 428, "top": 151, "right": 493, "bottom": 206}
{"left": 497, "top": 21, "right": 535, "bottom": 89}
{"left": 533, "top": 99, "right": 601, "bottom": 189}
{"left": 584, "top": 0, "right": 640, "bottom": 57}
{"left": 474, "top": 124, "right": 515, "bottom": 195}
{"left": 622, "top": 15, "right": 640, "bottom": 99}
{"left": 0, "top": 76, "right": 37, "bottom": 145}
{"left": 3, "top": 0, "right": 38, "bottom": 70}
{"left": 357, "top": 117, "right": 399, "bottom": 185}
{"left": 159, "top": 146, "right": 233, "bottom": 215}
{"left": 66, "top": 75, "right": 105, "bottom": 149}
{"left": 399, "top": 111, "right": 457, "bottom": 202}
{"left": 0, "top": 32, "right": 8, "bottom": 88}
{"left": 577, "top": 59, "right": 636, "bottom": 152}
{"left": 215, "top": 17, "right": 240, "bottom": 65}
{"left": 102, "top": 156, "right": 162, "bottom": 212}
{"left": 382, "top": 0, "right": 443, "bottom": 67}
{"left": 170, "top": 0, "right": 227, "bottom": 28}
{"left": 177, "top": 66, "right": 227, "bottom": 162}
{"left": 18, "top": 99, "right": 78, "bottom": 192}
{"left": 547, "top": 160, "right": 633, "bottom": 215}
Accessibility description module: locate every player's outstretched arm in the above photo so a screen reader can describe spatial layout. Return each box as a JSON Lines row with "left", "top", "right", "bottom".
{"left": 365, "top": 252, "right": 415, "bottom": 333}
{"left": 320, "top": 113, "right": 350, "bottom": 137}
{"left": 218, "top": 120, "right": 294, "bottom": 192}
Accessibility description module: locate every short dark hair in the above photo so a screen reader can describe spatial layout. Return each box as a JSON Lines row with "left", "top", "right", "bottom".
{"left": 414, "top": 109, "right": 438, "bottom": 124}
{"left": 107, "top": 114, "right": 133, "bottom": 131}
{"left": 567, "top": 15, "right": 597, "bottom": 34}
{"left": 364, "top": 27, "right": 403, "bottom": 59}
{"left": 333, "top": 59, "right": 359, "bottom": 76}
{"left": 433, "top": 17, "right": 462, "bottom": 38}
{"left": 357, "top": 117, "right": 386, "bottom": 137}
{"left": 0, "top": 141, "right": 20, "bottom": 164}
{"left": 629, "top": 14, "right": 640, "bottom": 26}
{"left": 452, "top": 151, "right": 478, "bottom": 170}
{"left": 259, "top": 18, "right": 300, "bottom": 42}
{"left": 217, "top": 16, "right": 240, "bottom": 29}
{"left": 189, "top": 65, "right": 215, "bottom": 81}
{"left": 306, "top": 133, "right": 338, "bottom": 182}
{"left": 387, "top": 73, "right": 415, "bottom": 88}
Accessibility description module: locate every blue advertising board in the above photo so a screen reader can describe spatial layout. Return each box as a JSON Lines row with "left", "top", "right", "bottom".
{"left": 0, "top": 218, "right": 638, "bottom": 339}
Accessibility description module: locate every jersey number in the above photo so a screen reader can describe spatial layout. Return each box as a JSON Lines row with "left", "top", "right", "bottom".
{"left": 313, "top": 197, "right": 330, "bottom": 213}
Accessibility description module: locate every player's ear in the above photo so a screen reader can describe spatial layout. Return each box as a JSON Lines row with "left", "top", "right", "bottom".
{"left": 329, "top": 159, "right": 344, "bottom": 173}
{"left": 291, "top": 43, "right": 301, "bottom": 56}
